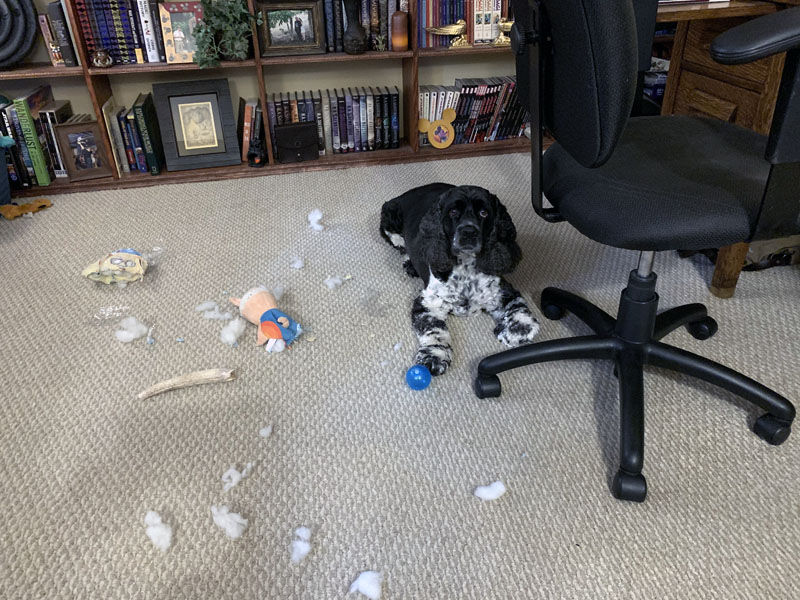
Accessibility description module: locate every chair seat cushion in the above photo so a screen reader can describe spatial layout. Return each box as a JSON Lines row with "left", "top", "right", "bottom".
{"left": 543, "top": 116, "right": 770, "bottom": 251}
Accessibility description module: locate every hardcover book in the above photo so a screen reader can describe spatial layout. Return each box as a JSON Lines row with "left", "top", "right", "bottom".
{"left": 345, "top": 89, "right": 355, "bottom": 151}
{"left": 125, "top": 108, "right": 149, "bottom": 173}
{"left": 13, "top": 86, "right": 55, "bottom": 187}
{"left": 331, "top": 89, "right": 340, "bottom": 153}
{"left": 100, "top": 97, "right": 129, "bottom": 175}
{"left": 133, "top": 92, "right": 165, "bottom": 174}
{"left": 359, "top": 87, "right": 368, "bottom": 151}
{"left": 321, "top": 90, "right": 333, "bottom": 155}
{"left": 47, "top": 2, "right": 79, "bottom": 67}
{"left": 313, "top": 90, "right": 325, "bottom": 156}
{"left": 350, "top": 88, "right": 361, "bottom": 152}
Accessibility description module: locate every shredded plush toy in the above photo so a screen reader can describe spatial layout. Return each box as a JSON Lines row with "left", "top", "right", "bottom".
{"left": 229, "top": 287, "right": 301, "bottom": 352}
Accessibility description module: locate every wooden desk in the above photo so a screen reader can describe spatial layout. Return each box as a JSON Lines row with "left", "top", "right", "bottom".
{"left": 658, "top": 1, "right": 785, "bottom": 297}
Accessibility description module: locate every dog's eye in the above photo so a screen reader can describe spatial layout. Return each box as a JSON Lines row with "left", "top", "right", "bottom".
{"left": 449, "top": 209, "right": 459, "bottom": 218}
{"left": 479, "top": 209, "right": 489, "bottom": 218}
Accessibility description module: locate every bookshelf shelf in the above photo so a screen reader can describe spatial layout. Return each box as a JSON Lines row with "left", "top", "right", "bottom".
{"left": 418, "top": 46, "right": 511, "bottom": 57}
{"left": 260, "top": 50, "right": 414, "bottom": 66}
{"left": 87, "top": 59, "right": 258, "bottom": 75}
{"left": 0, "top": 63, "right": 84, "bottom": 81}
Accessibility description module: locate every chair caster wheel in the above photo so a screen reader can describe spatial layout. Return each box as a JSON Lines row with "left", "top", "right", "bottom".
{"left": 753, "top": 414, "right": 791, "bottom": 445}
{"left": 542, "top": 303, "right": 564, "bottom": 321}
{"left": 612, "top": 470, "right": 647, "bottom": 502}
{"left": 474, "top": 374, "right": 502, "bottom": 399}
{"left": 686, "top": 316, "right": 718, "bottom": 341}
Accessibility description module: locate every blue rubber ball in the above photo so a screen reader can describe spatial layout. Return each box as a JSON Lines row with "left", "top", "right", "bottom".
{"left": 406, "top": 364, "right": 432, "bottom": 390}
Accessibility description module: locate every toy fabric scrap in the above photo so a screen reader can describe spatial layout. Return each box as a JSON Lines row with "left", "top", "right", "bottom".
{"left": 82, "top": 248, "right": 148, "bottom": 284}
{"left": 290, "top": 526, "right": 312, "bottom": 563}
{"left": 211, "top": 505, "right": 248, "bottom": 539}
{"left": 221, "top": 462, "right": 254, "bottom": 492}
{"left": 0, "top": 198, "right": 52, "bottom": 220}
{"left": 349, "top": 571, "right": 383, "bottom": 599}
{"left": 144, "top": 511, "right": 172, "bottom": 552}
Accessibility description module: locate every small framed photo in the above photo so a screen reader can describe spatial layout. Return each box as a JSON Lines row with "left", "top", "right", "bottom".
{"left": 159, "top": 2, "right": 203, "bottom": 64}
{"left": 152, "top": 78, "right": 242, "bottom": 171}
{"left": 54, "top": 121, "right": 113, "bottom": 182}
{"left": 257, "top": 1, "right": 326, "bottom": 57}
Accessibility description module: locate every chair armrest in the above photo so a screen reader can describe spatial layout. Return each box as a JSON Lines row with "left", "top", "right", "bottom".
{"left": 710, "top": 7, "right": 800, "bottom": 65}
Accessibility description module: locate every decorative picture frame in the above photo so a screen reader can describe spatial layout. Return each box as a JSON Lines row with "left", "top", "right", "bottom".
{"left": 152, "top": 79, "right": 242, "bottom": 171}
{"left": 159, "top": 1, "right": 204, "bottom": 64}
{"left": 257, "top": 1, "right": 326, "bottom": 57}
{"left": 54, "top": 121, "right": 114, "bottom": 182}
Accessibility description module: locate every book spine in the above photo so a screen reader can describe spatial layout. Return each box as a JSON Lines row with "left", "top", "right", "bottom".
{"left": 379, "top": 0, "right": 388, "bottom": 44}
{"left": 119, "top": 0, "right": 142, "bottom": 62}
{"left": 47, "top": 3, "right": 78, "bottom": 67}
{"left": 359, "top": 90, "right": 368, "bottom": 151}
{"left": 134, "top": 104, "right": 158, "bottom": 174}
{"left": 418, "top": 88, "right": 425, "bottom": 146}
{"left": 390, "top": 87, "right": 399, "bottom": 149}
{"left": 373, "top": 89, "right": 382, "bottom": 149}
{"left": 93, "top": 0, "right": 117, "bottom": 63}
{"left": 266, "top": 98, "right": 277, "bottom": 157}
{"left": 324, "top": 0, "right": 334, "bottom": 52}
{"left": 275, "top": 96, "right": 284, "bottom": 126}
{"left": 351, "top": 91, "right": 361, "bottom": 152}
{"left": 337, "top": 92, "right": 348, "bottom": 152}
{"left": 117, "top": 111, "right": 136, "bottom": 169}
{"left": 492, "top": 0, "right": 500, "bottom": 41}
{"left": 74, "top": 0, "right": 97, "bottom": 56}
{"left": 124, "top": 0, "right": 145, "bottom": 62}
{"left": 331, "top": 92, "right": 340, "bottom": 153}
{"left": 38, "top": 15, "right": 65, "bottom": 67}
{"left": 103, "top": 107, "right": 129, "bottom": 175}
{"left": 333, "top": 0, "right": 344, "bottom": 52}
{"left": 136, "top": 0, "right": 160, "bottom": 61}
{"left": 361, "top": 0, "right": 369, "bottom": 32}
{"left": 321, "top": 91, "right": 333, "bottom": 155}
{"left": 381, "top": 90, "right": 390, "bottom": 149}
{"left": 106, "top": 0, "right": 127, "bottom": 63}
{"left": 242, "top": 103, "right": 253, "bottom": 160}
{"left": 149, "top": 0, "right": 166, "bottom": 61}
{"left": 313, "top": 94, "right": 325, "bottom": 156}
{"left": 126, "top": 115, "right": 148, "bottom": 173}
{"left": 345, "top": 91, "right": 355, "bottom": 151}
{"left": 12, "top": 100, "right": 51, "bottom": 187}
{"left": 369, "top": 0, "right": 379, "bottom": 49}
{"left": 366, "top": 91, "right": 374, "bottom": 151}
{"left": 43, "top": 112, "right": 67, "bottom": 177}
{"left": 0, "top": 110, "right": 28, "bottom": 188}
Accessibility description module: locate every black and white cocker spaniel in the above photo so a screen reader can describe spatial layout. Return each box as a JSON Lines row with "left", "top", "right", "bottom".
{"left": 380, "top": 183, "right": 539, "bottom": 376}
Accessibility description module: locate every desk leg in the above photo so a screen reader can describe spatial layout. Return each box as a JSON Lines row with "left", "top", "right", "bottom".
{"left": 710, "top": 242, "right": 749, "bottom": 298}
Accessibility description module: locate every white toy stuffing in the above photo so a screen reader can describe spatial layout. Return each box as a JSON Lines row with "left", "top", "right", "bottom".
{"left": 211, "top": 505, "right": 248, "bottom": 539}
{"left": 290, "top": 257, "right": 304, "bottom": 270}
{"left": 259, "top": 425, "right": 273, "bottom": 438}
{"left": 393, "top": 342, "right": 402, "bottom": 351}
{"left": 144, "top": 511, "right": 172, "bottom": 552}
{"left": 324, "top": 276, "right": 342, "bottom": 290}
{"left": 349, "top": 571, "right": 383, "bottom": 599}
{"left": 308, "top": 209, "right": 324, "bottom": 231}
{"left": 474, "top": 481, "right": 507, "bottom": 501}
{"left": 115, "top": 316, "right": 149, "bottom": 343}
{"left": 271, "top": 285, "right": 285, "bottom": 302}
{"left": 220, "top": 317, "right": 246, "bottom": 346}
{"left": 222, "top": 463, "right": 254, "bottom": 492}
{"left": 195, "top": 301, "right": 232, "bottom": 320}
{"left": 290, "top": 527, "right": 313, "bottom": 563}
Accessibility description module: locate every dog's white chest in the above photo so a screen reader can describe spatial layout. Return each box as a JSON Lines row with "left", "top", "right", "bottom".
{"left": 422, "top": 261, "right": 502, "bottom": 317}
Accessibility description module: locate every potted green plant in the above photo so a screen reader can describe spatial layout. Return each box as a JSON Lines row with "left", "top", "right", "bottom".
{"left": 193, "top": 0, "right": 262, "bottom": 68}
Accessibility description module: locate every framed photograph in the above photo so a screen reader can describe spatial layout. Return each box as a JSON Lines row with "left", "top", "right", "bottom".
{"left": 152, "top": 78, "right": 242, "bottom": 171}
{"left": 54, "top": 121, "right": 113, "bottom": 182}
{"left": 159, "top": 2, "right": 204, "bottom": 64}
{"left": 257, "top": 1, "right": 326, "bottom": 57}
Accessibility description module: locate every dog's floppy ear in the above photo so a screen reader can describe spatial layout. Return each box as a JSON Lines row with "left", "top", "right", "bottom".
{"left": 476, "top": 193, "right": 522, "bottom": 275}
{"left": 418, "top": 195, "right": 455, "bottom": 274}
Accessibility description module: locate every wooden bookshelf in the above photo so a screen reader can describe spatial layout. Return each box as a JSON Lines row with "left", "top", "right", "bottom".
{"left": 5, "top": 0, "right": 532, "bottom": 198}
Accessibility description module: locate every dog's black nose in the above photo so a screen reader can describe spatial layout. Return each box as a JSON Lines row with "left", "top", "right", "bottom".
{"left": 454, "top": 223, "right": 481, "bottom": 252}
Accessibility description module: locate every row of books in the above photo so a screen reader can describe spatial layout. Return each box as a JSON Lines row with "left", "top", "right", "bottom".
{"left": 419, "top": 76, "right": 528, "bottom": 146}
{"left": 417, "top": 0, "right": 510, "bottom": 48}
{"left": 324, "top": 0, "right": 404, "bottom": 53}
{"left": 73, "top": 0, "right": 179, "bottom": 65}
{"left": 101, "top": 94, "right": 165, "bottom": 176}
{"left": 265, "top": 87, "right": 402, "bottom": 156}
{"left": 2, "top": 86, "right": 66, "bottom": 189}
{"left": 38, "top": 1, "right": 83, "bottom": 67}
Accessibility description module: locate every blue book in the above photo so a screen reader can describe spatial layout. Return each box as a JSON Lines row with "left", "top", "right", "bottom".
{"left": 125, "top": 108, "right": 148, "bottom": 173}
{"left": 116, "top": 106, "right": 136, "bottom": 170}
{"left": 324, "top": 0, "right": 334, "bottom": 52}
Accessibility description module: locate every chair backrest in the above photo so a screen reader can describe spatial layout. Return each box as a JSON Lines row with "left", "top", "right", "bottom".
{"left": 536, "top": 0, "right": 640, "bottom": 168}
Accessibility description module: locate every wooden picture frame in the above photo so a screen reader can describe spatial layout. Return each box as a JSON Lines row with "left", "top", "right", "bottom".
{"left": 159, "top": 2, "right": 204, "bottom": 64}
{"left": 152, "top": 79, "right": 242, "bottom": 172}
{"left": 257, "top": 1, "right": 326, "bottom": 57}
{"left": 54, "top": 121, "right": 114, "bottom": 182}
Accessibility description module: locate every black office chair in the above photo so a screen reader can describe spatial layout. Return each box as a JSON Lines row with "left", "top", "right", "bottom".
{"left": 474, "top": 0, "right": 798, "bottom": 502}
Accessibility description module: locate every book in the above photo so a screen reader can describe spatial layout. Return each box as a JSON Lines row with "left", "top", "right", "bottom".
{"left": 324, "top": 0, "right": 335, "bottom": 52}
{"left": 149, "top": 0, "right": 166, "bottom": 61}
{"left": 281, "top": 93, "right": 290, "bottom": 124}
{"left": 125, "top": 108, "right": 149, "bottom": 173}
{"left": 370, "top": 0, "right": 379, "bottom": 49}
{"left": 312, "top": 90, "right": 325, "bottom": 156}
{"left": 133, "top": 93, "right": 164, "bottom": 174}
{"left": 0, "top": 104, "right": 30, "bottom": 188}
{"left": 306, "top": 91, "right": 315, "bottom": 122}
{"left": 390, "top": 86, "right": 399, "bottom": 149}
{"left": 122, "top": 0, "right": 144, "bottom": 63}
{"left": 371, "top": 86, "right": 382, "bottom": 149}
{"left": 336, "top": 89, "right": 348, "bottom": 153}
{"left": 38, "top": 15, "right": 65, "bottom": 67}
{"left": 106, "top": 0, "right": 126, "bottom": 63}
{"left": 276, "top": 93, "right": 285, "bottom": 126}
{"left": 117, "top": 107, "right": 137, "bottom": 170}
{"left": 333, "top": 0, "right": 344, "bottom": 52}
{"left": 47, "top": 2, "right": 79, "bottom": 67}
{"left": 5, "top": 104, "right": 36, "bottom": 183}
{"left": 100, "top": 97, "right": 129, "bottom": 176}
{"left": 135, "top": 0, "right": 161, "bottom": 62}
{"left": 365, "top": 88, "right": 375, "bottom": 151}
{"left": 290, "top": 92, "right": 299, "bottom": 123}
{"left": 13, "top": 86, "right": 55, "bottom": 187}
{"left": 39, "top": 100, "right": 74, "bottom": 178}
{"left": 344, "top": 89, "right": 355, "bottom": 151}
{"left": 359, "top": 87, "right": 368, "bottom": 151}
{"left": 240, "top": 98, "right": 257, "bottom": 160}
{"left": 298, "top": 91, "right": 307, "bottom": 122}
{"left": 321, "top": 90, "right": 333, "bottom": 155}
{"left": 380, "top": 86, "right": 390, "bottom": 149}
{"left": 350, "top": 88, "right": 361, "bottom": 152}
{"left": 330, "top": 90, "right": 340, "bottom": 153}
{"left": 267, "top": 95, "right": 278, "bottom": 156}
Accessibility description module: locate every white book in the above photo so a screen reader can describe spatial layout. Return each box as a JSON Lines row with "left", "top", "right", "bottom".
{"left": 100, "top": 97, "right": 129, "bottom": 176}
{"left": 359, "top": 87, "right": 368, "bottom": 150}
{"left": 429, "top": 89, "right": 437, "bottom": 122}
{"left": 136, "top": 0, "right": 161, "bottom": 62}
{"left": 321, "top": 90, "right": 333, "bottom": 155}
{"left": 483, "top": 0, "right": 492, "bottom": 43}
{"left": 366, "top": 88, "right": 375, "bottom": 150}
{"left": 331, "top": 89, "right": 340, "bottom": 152}
{"left": 436, "top": 86, "right": 446, "bottom": 120}
{"left": 444, "top": 88, "right": 455, "bottom": 113}
{"left": 474, "top": 0, "right": 484, "bottom": 43}
{"left": 491, "top": 0, "right": 501, "bottom": 41}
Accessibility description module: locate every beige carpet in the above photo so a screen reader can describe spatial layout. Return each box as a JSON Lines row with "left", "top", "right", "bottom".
{"left": 1, "top": 155, "right": 798, "bottom": 600}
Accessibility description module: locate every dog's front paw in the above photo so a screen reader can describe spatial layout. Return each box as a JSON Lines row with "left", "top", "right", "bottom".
{"left": 495, "top": 310, "right": 540, "bottom": 347}
{"left": 414, "top": 345, "right": 452, "bottom": 376}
